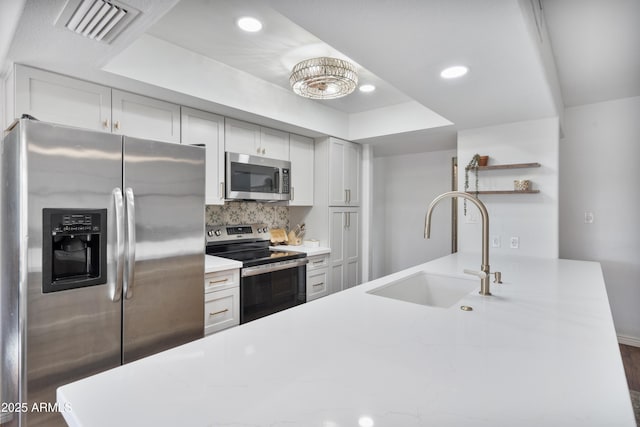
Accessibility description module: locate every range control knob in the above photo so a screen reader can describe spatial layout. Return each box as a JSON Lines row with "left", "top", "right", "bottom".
{"left": 262, "top": 226, "right": 269, "bottom": 233}
{"left": 207, "top": 230, "right": 214, "bottom": 237}
{"left": 214, "top": 229, "right": 222, "bottom": 237}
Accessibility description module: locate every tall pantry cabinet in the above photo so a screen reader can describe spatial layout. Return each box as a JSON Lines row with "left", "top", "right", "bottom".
{"left": 295, "top": 137, "right": 361, "bottom": 294}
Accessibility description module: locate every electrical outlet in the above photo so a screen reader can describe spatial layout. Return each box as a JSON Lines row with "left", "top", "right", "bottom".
{"left": 584, "top": 211, "right": 594, "bottom": 224}
{"left": 491, "top": 235, "right": 501, "bottom": 248}
{"left": 510, "top": 236, "right": 519, "bottom": 249}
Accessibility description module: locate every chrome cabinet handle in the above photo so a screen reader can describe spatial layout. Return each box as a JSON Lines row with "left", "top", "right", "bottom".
{"left": 208, "top": 278, "right": 229, "bottom": 285}
{"left": 219, "top": 182, "right": 225, "bottom": 200}
{"left": 347, "top": 189, "right": 351, "bottom": 203}
{"left": 209, "top": 308, "right": 229, "bottom": 316}
{"left": 344, "top": 189, "right": 348, "bottom": 203}
{"left": 262, "top": 147, "right": 266, "bottom": 155}
{"left": 312, "top": 282, "right": 324, "bottom": 287}
{"left": 103, "top": 119, "right": 110, "bottom": 129}
{"left": 112, "top": 188, "right": 125, "bottom": 302}
{"left": 291, "top": 187, "right": 295, "bottom": 201}
{"left": 124, "top": 187, "right": 136, "bottom": 299}
{"left": 114, "top": 120, "right": 121, "bottom": 130}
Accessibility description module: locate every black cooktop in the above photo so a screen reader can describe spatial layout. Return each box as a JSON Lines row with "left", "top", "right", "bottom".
{"left": 206, "top": 239, "right": 306, "bottom": 268}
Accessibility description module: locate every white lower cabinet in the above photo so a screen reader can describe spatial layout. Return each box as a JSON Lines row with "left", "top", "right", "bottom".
{"left": 329, "top": 208, "right": 360, "bottom": 292}
{"left": 306, "top": 254, "right": 329, "bottom": 301}
{"left": 204, "top": 269, "right": 240, "bottom": 336}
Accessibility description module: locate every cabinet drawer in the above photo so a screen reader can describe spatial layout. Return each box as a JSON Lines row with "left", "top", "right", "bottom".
{"left": 307, "top": 269, "right": 328, "bottom": 301}
{"left": 204, "top": 287, "right": 239, "bottom": 335}
{"left": 205, "top": 269, "right": 239, "bottom": 293}
{"left": 307, "top": 255, "right": 329, "bottom": 271}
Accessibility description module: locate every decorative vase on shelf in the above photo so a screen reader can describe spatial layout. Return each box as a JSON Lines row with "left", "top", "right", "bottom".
{"left": 478, "top": 155, "right": 489, "bottom": 166}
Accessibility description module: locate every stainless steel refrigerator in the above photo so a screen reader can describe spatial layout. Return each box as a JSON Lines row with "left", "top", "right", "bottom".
{"left": 1, "top": 119, "right": 205, "bottom": 426}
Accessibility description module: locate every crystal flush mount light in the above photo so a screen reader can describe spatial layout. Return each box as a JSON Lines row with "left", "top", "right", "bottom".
{"left": 290, "top": 57, "right": 358, "bottom": 99}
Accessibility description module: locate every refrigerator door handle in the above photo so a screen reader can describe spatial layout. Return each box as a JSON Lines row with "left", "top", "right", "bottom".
{"left": 112, "top": 188, "right": 125, "bottom": 302}
{"left": 124, "top": 187, "right": 136, "bottom": 299}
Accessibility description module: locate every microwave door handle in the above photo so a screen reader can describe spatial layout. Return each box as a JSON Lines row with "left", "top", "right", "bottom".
{"left": 275, "top": 169, "right": 280, "bottom": 193}
{"left": 124, "top": 187, "right": 136, "bottom": 299}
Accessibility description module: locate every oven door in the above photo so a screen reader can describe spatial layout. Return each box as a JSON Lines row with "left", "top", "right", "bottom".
{"left": 240, "top": 258, "right": 307, "bottom": 324}
{"left": 226, "top": 152, "right": 290, "bottom": 201}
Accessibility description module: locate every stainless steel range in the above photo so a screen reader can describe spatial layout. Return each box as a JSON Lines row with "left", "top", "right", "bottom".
{"left": 206, "top": 224, "right": 307, "bottom": 324}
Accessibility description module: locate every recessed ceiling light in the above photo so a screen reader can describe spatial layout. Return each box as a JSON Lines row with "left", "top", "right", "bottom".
{"left": 359, "top": 84, "right": 376, "bottom": 93}
{"left": 237, "top": 16, "right": 262, "bottom": 32}
{"left": 440, "top": 65, "right": 469, "bottom": 79}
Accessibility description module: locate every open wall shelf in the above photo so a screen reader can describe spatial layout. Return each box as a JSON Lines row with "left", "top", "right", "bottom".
{"left": 475, "top": 162, "right": 541, "bottom": 171}
{"left": 466, "top": 190, "right": 540, "bottom": 195}
{"left": 465, "top": 162, "right": 541, "bottom": 194}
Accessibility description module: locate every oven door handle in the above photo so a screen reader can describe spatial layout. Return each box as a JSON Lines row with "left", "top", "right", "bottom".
{"left": 242, "top": 258, "right": 308, "bottom": 277}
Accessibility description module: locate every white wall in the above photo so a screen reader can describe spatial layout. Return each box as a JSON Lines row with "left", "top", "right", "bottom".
{"left": 559, "top": 96, "right": 640, "bottom": 343}
{"left": 371, "top": 149, "right": 456, "bottom": 279}
{"left": 457, "top": 117, "right": 559, "bottom": 258}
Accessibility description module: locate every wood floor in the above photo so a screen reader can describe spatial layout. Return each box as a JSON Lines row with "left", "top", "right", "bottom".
{"left": 620, "top": 344, "right": 640, "bottom": 391}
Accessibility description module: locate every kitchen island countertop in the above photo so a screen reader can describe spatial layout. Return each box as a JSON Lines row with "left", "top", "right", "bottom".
{"left": 57, "top": 253, "right": 635, "bottom": 426}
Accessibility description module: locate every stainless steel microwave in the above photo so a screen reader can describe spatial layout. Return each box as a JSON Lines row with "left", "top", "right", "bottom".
{"left": 225, "top": 152, "right": 291, "bottom": 201}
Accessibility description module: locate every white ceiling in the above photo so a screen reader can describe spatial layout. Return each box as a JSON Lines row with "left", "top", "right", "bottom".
{"left": 541, "top": 0, "right": 640, "bottom": 107}
{"left": 2, "top": 0, "right": 638, "bottom": 156}
{"left": 146, "top": 0, "right": 412, "bottom": 114}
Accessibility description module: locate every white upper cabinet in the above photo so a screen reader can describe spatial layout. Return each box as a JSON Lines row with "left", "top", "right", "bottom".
{"left": 328, "top": 137, "right": 361, "bottom": 206}
{"left": 260, "top": 127, "right": 289, "bottom": 160}
{"left": 224, "top": 118, "right": 260, "bottom": 155}
{"left": 289, "top": 134, "right": 314, "bottom": 206}
{"left": 225, "top": 118, "right": 289, "bottom": 160}
{"left": 181, "top": 107, "right": 225, "bottom": 205}
{"left": 112, "top": 90, "right": 181, "bottom": 144}
{"left": 14, "top": 65, "right": 111, "bottom": 132}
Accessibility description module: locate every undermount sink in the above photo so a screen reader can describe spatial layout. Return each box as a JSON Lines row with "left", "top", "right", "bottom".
{"left": 367, "top": 271, "right": 478, "bottom": 308}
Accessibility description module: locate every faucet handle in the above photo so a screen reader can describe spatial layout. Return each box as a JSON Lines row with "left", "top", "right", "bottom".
{"left": 463, "top": 269, "right": 487, "bottom": 279}
{"left": 492, "top": 271, "right": 503, "bottom": 284}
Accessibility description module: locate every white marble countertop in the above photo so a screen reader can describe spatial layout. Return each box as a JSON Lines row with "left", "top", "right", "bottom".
{"left": 57, "top": 253, "right": 635, "bottom": 426}
{"left": 204, "top": 254, "right": 242, "bottom": 273}
{"left": 269, "top": 244, "right": 331, "bottom": 257}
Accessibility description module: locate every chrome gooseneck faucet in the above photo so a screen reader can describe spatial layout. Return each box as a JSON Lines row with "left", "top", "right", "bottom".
{"left": 425, "top": 191, "right": 500, "bottom": 296}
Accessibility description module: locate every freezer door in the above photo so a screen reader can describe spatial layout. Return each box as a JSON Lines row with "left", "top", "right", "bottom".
{"left": 122, "top": 137, "right": 205, "bottom": 363}
{"left": 5, "top": 120, "right": 123, "bottom": 427}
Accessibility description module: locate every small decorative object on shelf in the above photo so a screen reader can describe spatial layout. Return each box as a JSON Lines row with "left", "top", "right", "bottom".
{"left": 478, "top": 155, "right": 489, "bottom": 166}
{"left": 514, "top": 179, "right": 531, "bottom": 191}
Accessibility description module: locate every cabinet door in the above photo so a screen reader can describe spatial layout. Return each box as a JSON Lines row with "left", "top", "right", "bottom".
{"left": 289, "top": 134, "right": 314, "bottom": 206}
{"left": 15, "top": 65, "right": 111, "bottom": 132}
{"left": 112, "top": 90, "right": 180, "bottom": 143}
{"left": 344, "top": 209, "right": 360, "bottom": 289}
{"left": 307, "top": 268, "right": 329, "bottom": 301}
{"left": 181, "top": 107, "right": 225, "bottom": 205}
{"left": 344, "top": 142, "right": 361, "bottom": 206}
{"left": 328, "top": 138, "right": 347, "bottom": 205}
{"left": 328, "top": 208, "right": 346, "bottom": 292}
{"left": 204, "top": 287, "right": 240, "bottom": 335}
{"left": 260, "top": 127, "right": 289, "bottom": 160}
{"left": 225, "top": 118, "right": 260, "bottom": 155}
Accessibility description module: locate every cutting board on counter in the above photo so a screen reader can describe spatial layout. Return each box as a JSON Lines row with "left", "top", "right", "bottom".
{"left": 269, "top": 228, "right": 288, "bottom": 244}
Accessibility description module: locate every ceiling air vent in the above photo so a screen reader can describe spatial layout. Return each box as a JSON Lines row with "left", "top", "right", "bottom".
{"left": 55, "top": 0, "right": 140, "bottom": 43}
